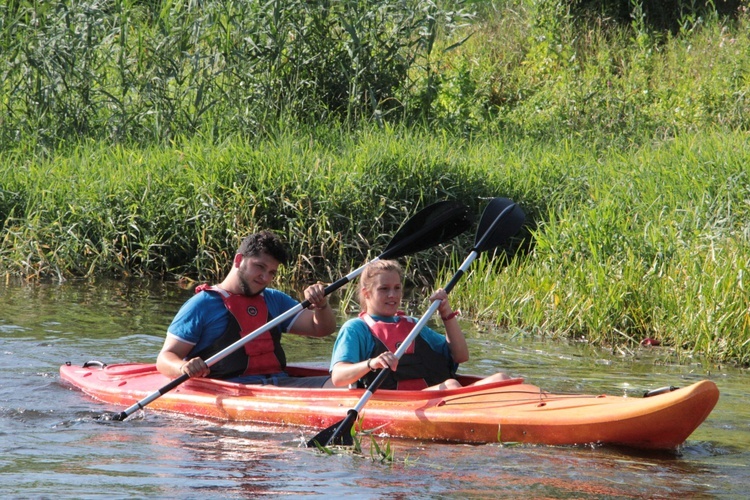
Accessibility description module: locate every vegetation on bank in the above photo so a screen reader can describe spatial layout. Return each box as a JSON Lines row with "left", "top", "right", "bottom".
{"left": 449, "top": 130, "right": 750, "bottom": 366}
{"left": 1, "top": 1, "right": 749, "bottom": 365}
{"left": 1, "top": 132, "right": 513, "bottom": 282}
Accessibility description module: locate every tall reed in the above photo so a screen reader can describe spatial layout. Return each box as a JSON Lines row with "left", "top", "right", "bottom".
{"left": 0, "top": 0, "right": 474, "bottom": 153}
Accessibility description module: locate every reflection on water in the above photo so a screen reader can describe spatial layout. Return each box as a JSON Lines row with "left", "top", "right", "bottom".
{"left": 0, "top": 279, "right": 748, "bottom": 498}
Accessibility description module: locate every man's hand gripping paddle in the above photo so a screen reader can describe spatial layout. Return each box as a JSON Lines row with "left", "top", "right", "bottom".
{"left": 111, "top": 200, "right": 473, "bottom": 421}
{"left": 307, "top": 197, "right": 526, "bottom": 447}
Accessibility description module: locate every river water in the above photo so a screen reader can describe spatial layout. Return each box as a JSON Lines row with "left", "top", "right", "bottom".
{"left": 1, "top": 279, "right": 748, "bottom": 499}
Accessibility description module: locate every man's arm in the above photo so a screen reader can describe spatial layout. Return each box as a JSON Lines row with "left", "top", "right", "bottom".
{"left": 156, "top": 335, "right": 209, "bottom": 378}
{"left": 288, "top": 283, "right": 337, "bottom": 337}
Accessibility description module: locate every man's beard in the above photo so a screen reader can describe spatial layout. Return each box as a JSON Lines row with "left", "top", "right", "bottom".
{"left": 239, "top": 275, "right": 263, "bottom": 297}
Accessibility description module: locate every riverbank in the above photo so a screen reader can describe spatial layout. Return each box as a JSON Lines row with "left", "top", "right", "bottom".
{"left": 2, "top": 127, "right": 749, "bottom": 365}
{"left": 1, "top": 1, "right": 748, "bottom": 364}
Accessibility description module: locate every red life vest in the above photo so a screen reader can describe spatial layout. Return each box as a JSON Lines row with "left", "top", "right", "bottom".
{"left": 192, "top": 285, "right": 284, "bottom": 378}
{"left": 361, "top": 311, "right": 417, "bottom": 354}
{"left": 359, "top": 312, "right": 455, "bottom": 390}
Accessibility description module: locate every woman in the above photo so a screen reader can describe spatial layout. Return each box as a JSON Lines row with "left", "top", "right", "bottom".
{"left": 329, "top": 260, "right": 510, "bottom": 390}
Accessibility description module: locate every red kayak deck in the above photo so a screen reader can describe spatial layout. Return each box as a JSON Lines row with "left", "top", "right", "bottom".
{"left": 59, "top": 362, "right": 719, "bottom": 450}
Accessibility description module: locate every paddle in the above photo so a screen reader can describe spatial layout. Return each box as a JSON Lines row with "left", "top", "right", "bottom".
{"left": 307, "top": 197, "right": 525, "bottom": 447}
{"left": 111, "top": 200, "right": 473, "bottom": 421}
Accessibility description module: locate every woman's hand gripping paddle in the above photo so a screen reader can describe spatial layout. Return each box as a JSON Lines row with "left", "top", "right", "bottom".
{"left": 111, "top": 201, "right": 473, "bottom": 421}
{"left": 307, "top": 197, "right": 525, "bottom": 447}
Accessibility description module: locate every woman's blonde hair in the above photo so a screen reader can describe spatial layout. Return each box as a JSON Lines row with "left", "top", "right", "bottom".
{"left": 358, "top": 260, "right": 403, "bottom": 312}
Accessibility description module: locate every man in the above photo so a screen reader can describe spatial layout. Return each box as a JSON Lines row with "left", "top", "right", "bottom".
{"left": 157, "top": 230, "right": 337, "bottom": 388}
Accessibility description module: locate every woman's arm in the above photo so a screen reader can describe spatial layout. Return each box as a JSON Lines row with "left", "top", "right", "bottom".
{"left": 331, "top": 352, "right": 398, "bottom": 387}
{"left": 432, "top": 289, "right": 469, "bottom": 364}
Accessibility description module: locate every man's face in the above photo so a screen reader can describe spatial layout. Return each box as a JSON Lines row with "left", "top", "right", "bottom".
{"left": 236, "top": 252, "right": 280, "bottom": 296}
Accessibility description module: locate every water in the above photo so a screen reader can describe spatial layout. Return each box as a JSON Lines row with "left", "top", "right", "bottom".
{"left": 1, "top": 279, "right": 748, "bottom": 498}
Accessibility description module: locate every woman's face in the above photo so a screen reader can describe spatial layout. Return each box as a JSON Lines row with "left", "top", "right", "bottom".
{"left": 362, "top": 270, "right": 403, "bottom": 316}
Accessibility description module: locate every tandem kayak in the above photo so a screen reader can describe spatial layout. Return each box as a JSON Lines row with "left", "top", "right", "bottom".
{"left": 59, "top": 361, "right": 719, "bottom": 450}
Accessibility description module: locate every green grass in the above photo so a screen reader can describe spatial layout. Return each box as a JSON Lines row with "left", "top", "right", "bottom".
{"left": 448, "top": 130, "right": 750, "bottom": 365}
{"left": 4, "top": 126, "right": 747, "bottom": 365}
{"left": 0, "top": 131, "right": 502, "bottom": 282}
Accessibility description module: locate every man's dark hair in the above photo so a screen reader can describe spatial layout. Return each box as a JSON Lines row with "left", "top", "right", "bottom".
{"left": 237, "top": 231, "right": 290, "bottom": 265}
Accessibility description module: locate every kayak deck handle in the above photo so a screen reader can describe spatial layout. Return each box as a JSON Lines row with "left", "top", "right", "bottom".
{"left": 82, "top": 360, "right": 108, "bottom": 369}
{"left": 644, "top": 386, "right": 679, "bottom": 397}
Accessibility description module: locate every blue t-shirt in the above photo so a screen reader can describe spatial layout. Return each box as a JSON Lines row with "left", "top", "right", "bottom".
{"left": 167, "top": 288, "right": 300, "bottom": 357}
{"left": 329, "top": 315, "right": 454, "bottom": 372}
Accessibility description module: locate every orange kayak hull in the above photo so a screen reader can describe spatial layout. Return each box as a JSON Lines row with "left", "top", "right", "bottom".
{"left": 59, "top": 362, "right": 719, "bottom": 450}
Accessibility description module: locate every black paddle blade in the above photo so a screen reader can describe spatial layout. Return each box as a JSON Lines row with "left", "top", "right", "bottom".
{"left": 307, "top": 411, "right": 357, "bottom": 448}
{"left": 474, "top": 197, "right": 525, "bottom": 252}
{"left": 380, "top": 201, "right": 472, "bottom": 260}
